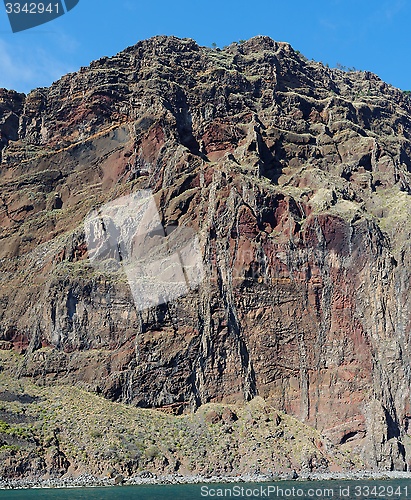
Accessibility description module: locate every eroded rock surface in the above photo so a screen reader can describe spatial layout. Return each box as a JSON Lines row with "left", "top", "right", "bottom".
{"left": 2, "top": 35, "right": 411, "bottom": 472}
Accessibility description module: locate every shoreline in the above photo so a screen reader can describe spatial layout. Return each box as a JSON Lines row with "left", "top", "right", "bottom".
{"left": 1, "top": 470, "right": 411, "bottom": 490}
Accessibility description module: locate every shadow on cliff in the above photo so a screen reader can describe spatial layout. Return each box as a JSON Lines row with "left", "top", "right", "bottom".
{"left": 165, "top": 87, "right": 204, "bottom": 158}
{"left": 257, "top": 134, "right": 285, "bottom": 184}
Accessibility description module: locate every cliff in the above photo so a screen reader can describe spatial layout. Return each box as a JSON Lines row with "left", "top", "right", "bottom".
{"left": 1, "top": 35, "right": 411, "bottom": 478}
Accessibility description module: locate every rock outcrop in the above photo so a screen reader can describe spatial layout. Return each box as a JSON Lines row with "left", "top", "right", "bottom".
{"left": 2, "top": 35, "right": 411, "bottom": 473}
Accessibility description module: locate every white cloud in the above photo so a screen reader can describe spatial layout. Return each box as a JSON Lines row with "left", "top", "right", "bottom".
{"left": 383, "top": 0, "right": 406, "bottom": 21}
{"left": 53, "top": 30, "right": 80, "bottom": 54}
{"left": 365, "top": 0, "right": 406, "bottom": 26}
{"left": 0, "top": 37, "right": 75, "bottom": 93}
{"left": 123, "top": 1, "right": 138, "bottom": 12}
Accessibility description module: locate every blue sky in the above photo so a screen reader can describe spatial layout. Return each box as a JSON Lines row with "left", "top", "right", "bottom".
{"left": 0, "top": 0, "right": 409, "bottom": 94}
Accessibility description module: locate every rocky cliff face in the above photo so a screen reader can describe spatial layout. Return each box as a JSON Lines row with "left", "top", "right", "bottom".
{"left": 2, "top": 35, "right": 411, "bottom": 474}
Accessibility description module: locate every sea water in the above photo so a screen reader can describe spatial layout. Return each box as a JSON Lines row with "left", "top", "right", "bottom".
{"left": 1, "top": 480, "right": 411, "bottom": 500}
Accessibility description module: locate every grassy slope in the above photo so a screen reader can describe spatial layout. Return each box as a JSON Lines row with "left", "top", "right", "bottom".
{"left": 0, "top": 350, "right": 361, "bottom": 480}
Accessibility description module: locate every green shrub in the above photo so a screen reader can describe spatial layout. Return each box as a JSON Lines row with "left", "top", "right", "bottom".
{"left": 144, "top": 445, "right": 159, "bottom": 460}
{"left": 0, "top": 421, "right": 10, "bottom": 433}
